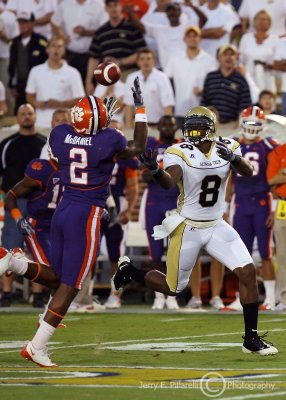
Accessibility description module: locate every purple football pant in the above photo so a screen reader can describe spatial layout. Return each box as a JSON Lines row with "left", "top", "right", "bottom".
{"left": 233, "top": 195, "right": 272, "bottom": 260}
{"left": 25, "top": 226, "right": 51, "bottom": 265}
{"left": 50, "top": 199, "right": 102, "bottom": 289}
{"left": 145, "top": 196, "right": 177, "bottom": 262}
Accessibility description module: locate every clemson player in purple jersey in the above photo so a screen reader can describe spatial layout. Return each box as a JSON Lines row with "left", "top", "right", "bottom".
{"left": 0, "top": 77, "right": 148, "bottom": 367}
{"left": 223, "top": 106, "right": 278, "bottom": 311}
{"left": 102, "top": 149, "right": 139, "bottom": 309}
{"left": 140, "top": 115, "right": 181, "bottom": 310}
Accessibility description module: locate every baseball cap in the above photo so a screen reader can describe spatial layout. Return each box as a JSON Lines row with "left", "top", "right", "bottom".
{"left": 17, "top": 10, "right": 35, "bottom": 21}
{"left": 184, "top": 26, "right": 201, "bottom": 37}
{"left": 218, "top": 44, "right": 237, "bottom": 56}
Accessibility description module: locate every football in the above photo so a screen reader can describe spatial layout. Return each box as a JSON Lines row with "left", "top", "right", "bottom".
{"left": 93, "top": 62, "right": 121, "bottom": 86}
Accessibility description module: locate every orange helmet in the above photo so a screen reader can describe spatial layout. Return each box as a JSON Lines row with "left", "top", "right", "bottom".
{"left": 71, "top": 96, "right": 108, "bottom": 135}
{"left": 240, "top": 106, "right": 266, "bottom": 140}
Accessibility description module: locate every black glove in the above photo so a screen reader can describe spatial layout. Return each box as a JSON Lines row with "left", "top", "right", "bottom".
{"left": 215, "top": 136, "right": 236, "bottom": 162}
{"left": 101, "top": 208, "right": 110, "bottom": 221}
{"left": 137, "top": 149, "right": 159, "bottom": 171}
{"left": 103, "top": 97, "right": 120, "bottom": 126}
{"left": 16, "top": 217, "right": 34, "bottom": 236}
{"left": 132, "top": 76, "right": 144, "bottom": 108}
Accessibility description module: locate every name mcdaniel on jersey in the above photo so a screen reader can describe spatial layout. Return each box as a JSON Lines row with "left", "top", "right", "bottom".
{"left": 164, "top": 137, "right": 241, "bottom": 221}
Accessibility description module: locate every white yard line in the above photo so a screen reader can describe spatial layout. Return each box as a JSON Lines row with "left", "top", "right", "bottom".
{"left": 221, "top": 391, "right": 286, "bottom": 400}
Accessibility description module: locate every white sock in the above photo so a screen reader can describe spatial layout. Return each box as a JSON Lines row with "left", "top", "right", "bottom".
{"left": 264, "top": 280, "right": 276, "bottom": 305}
{"left": 31, "top": 321, "right": 56, "bottom": 350}
{"left": 155, "top": 291, "right": 165, "bottom": 299}
{"left": 9, "top": 256, "right": 28, "bottom": 275}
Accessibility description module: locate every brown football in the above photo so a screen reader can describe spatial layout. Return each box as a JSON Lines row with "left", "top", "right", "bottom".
{"left": 93, "top": 62, "right": 121, "bottom": 86}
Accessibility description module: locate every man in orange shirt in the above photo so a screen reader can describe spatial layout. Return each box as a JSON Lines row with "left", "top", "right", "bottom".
{"left": 267, "top": 144, "right": 286, "bottom": 311}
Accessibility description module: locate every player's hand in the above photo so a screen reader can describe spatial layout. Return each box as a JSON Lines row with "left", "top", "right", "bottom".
{"left": 215, "top": 137, "right": 235, "bottom": 162}
{"left": 16, "top": 217, "right": 34, "bottom": 236}
{"left": 104, "top": 97, "right": 120, "bottom": 126}
{"left": 132, "top": 77, "right": 144, "bottom": 108}
{"left": 137, "top": 149, "right": 159, "bottom": 171}
{"left": 101, "top": 208, "right": 110, "bottom": 221}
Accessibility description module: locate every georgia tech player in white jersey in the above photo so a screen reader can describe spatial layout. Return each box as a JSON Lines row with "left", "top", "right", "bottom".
{"left": 113, "top": 106, "right": 278, "bottom": 356}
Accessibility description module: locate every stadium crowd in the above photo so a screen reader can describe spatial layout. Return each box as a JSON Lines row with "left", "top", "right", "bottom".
{"left": 0, "top": 0, "right": 286, "bottom": 313}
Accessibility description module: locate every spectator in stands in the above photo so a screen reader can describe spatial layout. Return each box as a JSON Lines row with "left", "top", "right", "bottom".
{"left": 239, "top": 10, "right": 278, "bottom": 94}
{"left": 201, "top": 44, "right": 252, "bottom": 136}
{"left": 273, "top": 38, "right": 286, "bottom": 116}
{"left": 127, "top": 2, "right": 203, "bottom": 71}
{"left": 267, "top": 144, "right": 286, "bottom": 311}
{"left": 138, "top": 0, "right": 207, "bottom": 65}
{"left": 0, "top": 104, "right": 46, "bottom": 307}
{"left": 238, "top": 0, "right": 286, "bottom": 36}
{"left": 200, "top": 0, "right": 237, "bottom": 58}
{"left": 0, "top": 80, "right": 8, "bottom": 117}
{"left": 8, "top": 10, "right": 47, "bottom": 113}
{"left": 0, "top": 2, "right": 19, "bottom": 110}
{"left": 124, "top": 48, "right": 174, "bottom": 129}
{"left": 51, "top": 0, "right": 108, "bottom": 83}
{"left": 86, "top": 0, "right": 146, "bottom": 94}
{"left": 255, "top": 90, "right": 281, "bottom": 116}
{"left": 6, "top": 0, "right": 56, "bottom": 39}
{"left": 26, "top": 36, "right": 85, "bottom": 133}
{"left": 165, "top": 26, "right": 216, "bottom": 128}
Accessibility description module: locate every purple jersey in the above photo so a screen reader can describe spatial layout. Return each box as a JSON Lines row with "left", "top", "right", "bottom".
{"left": 110, "top": 158, "right": 138, "bottom": 199}
{"left": 48, "top": 124, "right": 127, "bottom": 207}
{"left": 25, "top": 158, "right": 62, "bottom": 227}
{"left": 233, "top": 137, "right": 278, "bottom": 199}
{"left": 146, "top": 136, "right": 180, "bottom": 201}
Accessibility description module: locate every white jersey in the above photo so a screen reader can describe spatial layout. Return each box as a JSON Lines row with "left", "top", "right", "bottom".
{"left": 163, "top": 138, "right": 241, "bottom": 221}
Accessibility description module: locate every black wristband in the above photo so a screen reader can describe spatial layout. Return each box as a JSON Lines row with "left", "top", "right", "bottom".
{"left": 230, "top": 155, "right": 242, "bottom": 167}
{"left": 152, "top": 168, "right": 164, "bottom": 179}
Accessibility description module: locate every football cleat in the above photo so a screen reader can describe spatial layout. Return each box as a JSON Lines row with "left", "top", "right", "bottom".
{"left": 209, "top": 296, "right": 225, "bottom": 310}
{"left": 11, "top": 247, "right": 29, "bottom": 260}
{"left": 166, "top": 296, "right": 180, "bottom": 310}
{"left": 0, "top": 247, "right": 12, "bottom": 275}
{"left": 105, "top": 294, "right": 121, "bottom": 309}
{"left": 221, "top": 293, "right": 243, "bottom": 311}
{"left": 242, "top": 333, "right": 278, "bottom": 356}
{"left": 21, "top": 341, "right": 58, "bottom": 367}
{"left": 75, "top": 299, "right": 106, "bottom": 313}
{"left": 112, "top": 256, "right": 132, "bottom": 291}
{"left": 275, "top": 302, "right": 286, "bottom": 311}
{"left": 186, "top": 296, "right": 203, "bottom": 309}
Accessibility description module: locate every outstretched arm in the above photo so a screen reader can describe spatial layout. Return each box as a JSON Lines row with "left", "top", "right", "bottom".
{"left": 116, "top": 77, "right": 148, "bottom": 160}
{"left": 138, "top": 149, "right": 182, "bottom": 189}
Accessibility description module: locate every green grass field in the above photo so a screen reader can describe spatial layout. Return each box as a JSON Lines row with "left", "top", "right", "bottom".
{"left": 0, "top": 309, "right": 285, "bottom": 400}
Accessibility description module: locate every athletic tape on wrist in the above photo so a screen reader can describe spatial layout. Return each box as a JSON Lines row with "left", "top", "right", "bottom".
{"left": 135, "top": 113, "right": 148, "bottom": 122}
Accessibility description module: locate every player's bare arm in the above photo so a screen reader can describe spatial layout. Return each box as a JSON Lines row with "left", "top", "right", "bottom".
{"left": 116, "top": 77, "right": 147, "bottom": 160}
{"left": 215, "top": 137, "right": 253, "bottom": 177}
{"left": 6, "top": 176, "right": 41, "bottom": 212}
{"left": 138, "top": 149, "right": 182, "bottom": 189}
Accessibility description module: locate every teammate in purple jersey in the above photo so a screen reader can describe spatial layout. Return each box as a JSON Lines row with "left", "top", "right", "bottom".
{"left": 140, "top": 115, "right": 181, "bottom": 310}
{"left": 224, "top": 106, "right": 278, "bottom": 311}
{"left": 0, "top": 77, "right": 148, "bottom": 367}
{"left": 6, "top": 158, "right": 62, "bottom": 265}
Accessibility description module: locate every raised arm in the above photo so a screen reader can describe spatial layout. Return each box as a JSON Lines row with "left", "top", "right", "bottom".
{"left": 116, "top": 77, "right": 148, "bottom": 160}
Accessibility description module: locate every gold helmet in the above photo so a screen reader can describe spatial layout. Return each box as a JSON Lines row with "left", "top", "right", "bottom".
{"left": 182, "top": 106, "right": 216, "bottom": 146}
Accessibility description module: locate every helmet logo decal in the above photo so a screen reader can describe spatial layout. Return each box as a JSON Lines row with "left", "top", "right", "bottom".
{"left": 71, "top": 106, "right": 84, "bottom": 124}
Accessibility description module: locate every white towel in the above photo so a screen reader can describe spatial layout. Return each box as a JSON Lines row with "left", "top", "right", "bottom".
{"left": 152, "top": 213, "right": 185, "bottom": 240}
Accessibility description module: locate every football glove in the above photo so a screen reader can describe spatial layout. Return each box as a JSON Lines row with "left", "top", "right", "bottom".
{"left": 16, "top": 217, "right": 34, "bottom": 236}
{"left": 132, "top": 76, "right": 144, "bottom": 108}
{"left": 104, "top": 97, "right": 120, "bottom": 126}
{"left": 215, "top": 136, "right": 236, "bottom": 162}
{"left": 137, "top": 149, "right": 159, "bottom": 171}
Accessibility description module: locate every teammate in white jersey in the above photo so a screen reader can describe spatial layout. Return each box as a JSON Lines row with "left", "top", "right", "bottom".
{"left": 113, "top": 106, "right": 278, "bottom": 356}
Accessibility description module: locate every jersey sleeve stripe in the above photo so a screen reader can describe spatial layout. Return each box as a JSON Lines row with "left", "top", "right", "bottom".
{"left": 165, "top": 148, "right": 192, "bottom": 167}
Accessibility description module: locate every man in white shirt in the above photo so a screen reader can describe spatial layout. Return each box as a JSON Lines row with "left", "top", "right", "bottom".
{"left": 51, "top": 0, "right": 108, "bottom": 82}
{"left": 124, "top": 48, "right": 175, "bottom": 128}
{"left": 6, "top": 0, "right": 57, "bottom": 39}
{"left": 200, "top": 0, "right": 234, "bottom": 58}
{"left": 165, "top": 25, "right": 216, "bottom": 125}
{"left": 274, "top": 37, "right": 286, "bottom": 116}
{"left": 26, "top": 36, "right": 85, "bottom": 132}
{"left": 239, "top": 0, "right": 286, "bottom": 36}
